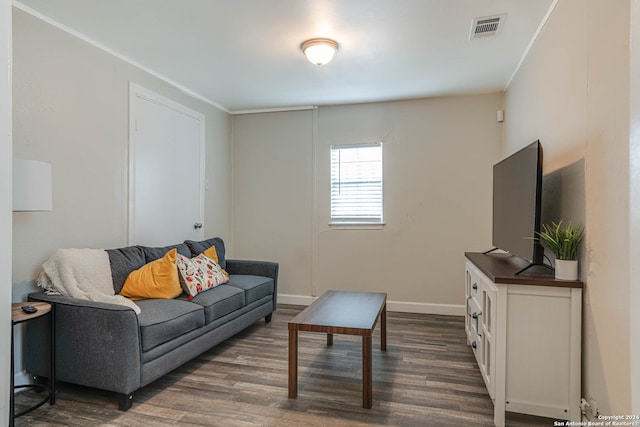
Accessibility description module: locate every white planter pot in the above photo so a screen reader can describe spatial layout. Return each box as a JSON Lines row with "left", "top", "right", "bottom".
{"left": 555, "top": 260, "right": 578, "bottom": 281}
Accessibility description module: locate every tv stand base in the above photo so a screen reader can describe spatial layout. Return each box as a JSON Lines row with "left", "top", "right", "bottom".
{"left": 514, "top": 262, "right": 554, "bottom": 276}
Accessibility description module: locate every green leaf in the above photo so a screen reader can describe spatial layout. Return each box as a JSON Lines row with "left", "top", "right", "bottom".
{"left": 534, "top": 220, "right": 584, "bottom": 260}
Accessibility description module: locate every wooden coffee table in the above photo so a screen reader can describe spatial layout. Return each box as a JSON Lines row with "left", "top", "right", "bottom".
{"left": 288, "top": 290, "right": 387, "bottom": 408}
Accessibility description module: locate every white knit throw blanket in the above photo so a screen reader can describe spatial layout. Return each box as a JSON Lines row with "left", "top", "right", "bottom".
{"left": 37, "top": 248, "right": 141, "bottom": 314}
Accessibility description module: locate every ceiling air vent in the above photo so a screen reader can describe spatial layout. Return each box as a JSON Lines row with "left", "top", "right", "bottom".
{"left": 470, "top": 14, "right": 507, "bottom": 39}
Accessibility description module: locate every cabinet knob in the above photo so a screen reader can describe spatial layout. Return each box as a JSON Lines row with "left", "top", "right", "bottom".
{"left": 472, "top": 312, "right": 478, "bottom": 319}
{"left": 472, "top": 341, "right": 477, "bottom": 349}
{"left": 472, "top": 283, "right": 478, "bottom": 290}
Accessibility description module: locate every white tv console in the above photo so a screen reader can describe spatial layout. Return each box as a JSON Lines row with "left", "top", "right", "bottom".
{"left": 465, "top": 252, "right": 582, "bottom": 426}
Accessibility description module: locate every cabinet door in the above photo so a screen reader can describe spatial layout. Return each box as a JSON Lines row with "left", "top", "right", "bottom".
{"left": 465, "top": 264, "right": 473, "bottom": 339}
{"left": 480, "top": 279, "right": 497, "bottom": 399}
{"left": 505, "top": 286, "right": 575, "bottom": 419}
{"left": 468, "top": 265, "right": 481, "bottom": 299}
{"left": 468, "top": 293, "right": 483, "bottom": 367}
{"left": 465, "top": 262, "right": 481, "bottom": 340}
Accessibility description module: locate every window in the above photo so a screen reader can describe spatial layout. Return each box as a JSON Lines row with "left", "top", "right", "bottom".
{"left": 330, "top": 142, "right": 383, "bottom": 224}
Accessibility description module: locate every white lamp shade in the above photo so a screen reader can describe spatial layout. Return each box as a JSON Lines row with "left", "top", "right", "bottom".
{"left": 301, "top": 39, "right": 338, "bottom": 66}
{"left": 13, "top": 159, "right": 53, "bottom": 211}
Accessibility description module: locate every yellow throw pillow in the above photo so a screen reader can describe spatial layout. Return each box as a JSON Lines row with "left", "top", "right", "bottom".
{"left": 202, "top": 245, "right": 219, "bottom": 263}
{"left": 119, "top": 249, "right": 182, "bottom": 300}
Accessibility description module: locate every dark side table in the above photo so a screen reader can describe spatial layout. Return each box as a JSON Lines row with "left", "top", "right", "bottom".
{"left": 10, "top": 302, "right": 55, "bottom": 426}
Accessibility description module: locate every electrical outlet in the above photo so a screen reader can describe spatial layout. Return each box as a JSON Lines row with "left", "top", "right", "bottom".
{"left": 580, "top": 397, "right": 593, "bottom": 420}
{"left": 580, "top": 398, "right": 592, "bottom": 414}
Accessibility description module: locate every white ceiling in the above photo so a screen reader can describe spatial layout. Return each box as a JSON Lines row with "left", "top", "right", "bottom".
{"left": 15, "top": 0, "right": 554, "bottom": 112}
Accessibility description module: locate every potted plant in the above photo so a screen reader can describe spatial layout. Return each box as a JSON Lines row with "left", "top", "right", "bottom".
{"left": 536, "top": 221, "right": 584, "bottom": 280}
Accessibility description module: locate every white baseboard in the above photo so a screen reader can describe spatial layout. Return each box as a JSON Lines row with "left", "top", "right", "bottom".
{"left": 13, "top": 370, "right": 30, "bottom": 392}
{"left": 278, "top": 294, "right": 317, "bottom": 306}
{"left": 386, "top": 300, "right": 465, "bottom": 316}
{"left": 277, "top": 293, "right": 465, "bottom": 316}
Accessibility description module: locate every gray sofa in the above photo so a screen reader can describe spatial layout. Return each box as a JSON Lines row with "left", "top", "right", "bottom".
{"left": 26, "top": 237, "right": 278, "bottom": 410}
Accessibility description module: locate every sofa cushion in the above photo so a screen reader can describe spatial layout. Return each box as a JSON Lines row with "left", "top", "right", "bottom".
{"left": 106, "top": 246, "right": 146, "bottom": 294}
{"left": 119, "top": 249, "right": 182, "bottom": 300}
{"left": 226, "top": 275, "right": 274, "bottom": 305}
{"left": 139, "top": 243, "right": 191, "bottom": 263}
{"left": 176, "top": 253, "right": 229, "bottom": 300}
{"left": 179, "top": 284, "right": 244, "bottom": 324}
{"left": 185, "top": 237, "right": 226, "bottom": 269}
{"left": 135, "top": 298, "right": 205, "bottom": 352}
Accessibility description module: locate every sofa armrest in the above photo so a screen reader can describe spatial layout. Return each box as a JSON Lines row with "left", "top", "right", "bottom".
{"left": 225, "top": 260, "right": 279, "bottom": 310}
{"left": 27, "top": 292, "right": 142, "bottom": 395}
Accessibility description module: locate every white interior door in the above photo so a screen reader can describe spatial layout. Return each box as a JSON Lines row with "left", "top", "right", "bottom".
{"left": 129, "top": 83, "right": 205, "bottom": 246}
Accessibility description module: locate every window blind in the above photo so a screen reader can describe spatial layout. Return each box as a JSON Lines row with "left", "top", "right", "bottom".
{"left": 330, "top": 142, "right": 383, "bottom": 223}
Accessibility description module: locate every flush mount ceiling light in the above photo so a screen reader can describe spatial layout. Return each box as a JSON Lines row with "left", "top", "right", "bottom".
{"left": 301, "top": 38, "right": 339, "bottom": 66}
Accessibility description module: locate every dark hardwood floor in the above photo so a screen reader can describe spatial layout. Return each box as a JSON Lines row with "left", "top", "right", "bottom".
{"left": 15, "top": 305, "right": 556, "bottom": 426}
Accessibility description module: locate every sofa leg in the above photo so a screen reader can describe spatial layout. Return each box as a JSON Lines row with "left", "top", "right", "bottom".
{"left": 117, "top": 392, "right": 133, "bottom": 411}
{"left": 265, "top": 314, "right": 273, "bottom": 323}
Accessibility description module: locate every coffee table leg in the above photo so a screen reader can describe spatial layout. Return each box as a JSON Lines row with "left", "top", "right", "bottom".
{"left": 362, "top": 334, "right": 372, "bottom": 409}
{"left": 288, "top": 329, "right": 298, "bottom": 398}
{"left": 381, "top": 302, "right": 387, "bottom": 351}
{"left": 327, "top": 333, "right": 333, "bottom": 346}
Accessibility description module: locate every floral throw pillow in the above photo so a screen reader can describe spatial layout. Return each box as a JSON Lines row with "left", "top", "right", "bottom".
{"left": 175, "top": 253, "right": 229, "bottom": 300}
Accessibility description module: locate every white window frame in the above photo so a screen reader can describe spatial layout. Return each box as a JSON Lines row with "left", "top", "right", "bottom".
{"left": 329, "top": 142, "right": 384, "bottom": 228}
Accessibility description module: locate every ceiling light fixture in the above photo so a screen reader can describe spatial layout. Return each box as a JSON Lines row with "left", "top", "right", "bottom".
{"left": 301, "top": 38, "right": 339, "bottom": 66}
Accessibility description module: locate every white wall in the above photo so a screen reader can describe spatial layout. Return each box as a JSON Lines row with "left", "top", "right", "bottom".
{"left": 629, "top": 0, "right": 640, "bottom": 414}
{"left": 232, "top": 110, "right": 314, "bottom": 298}
{"left": 1, "top": 0, "right": 11, "bottom": 422}
{"left": 503, "top": 0, "right": 632, "bottom": 416}
{"left": 11, "top": 8, "right": 232, "bottom": 379}
{"left": 233, "top": 95, "right": 502, "bottom": 311}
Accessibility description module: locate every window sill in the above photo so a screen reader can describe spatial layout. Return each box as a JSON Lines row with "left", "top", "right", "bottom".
{"left": 329, "top": 222, "right": 386, "bottom": 230}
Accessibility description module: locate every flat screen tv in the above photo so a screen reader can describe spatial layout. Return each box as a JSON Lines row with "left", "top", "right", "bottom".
{"left": 491, "top": 140, "right": 544, "bottom": 271}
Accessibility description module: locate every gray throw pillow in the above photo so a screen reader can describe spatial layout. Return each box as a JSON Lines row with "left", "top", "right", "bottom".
{"left": 106, "top": 246, "right": 146, "bottom": 294}
{"left": 184, "top": 237, "right": 226, "bottom": 269}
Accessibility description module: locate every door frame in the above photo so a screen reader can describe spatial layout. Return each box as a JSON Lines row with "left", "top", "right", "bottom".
{"left": 1, "top": 0, "right": 11, "bottom": 420}
{"left": 128, "top": 82, "right": 206, "bottom": 245}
